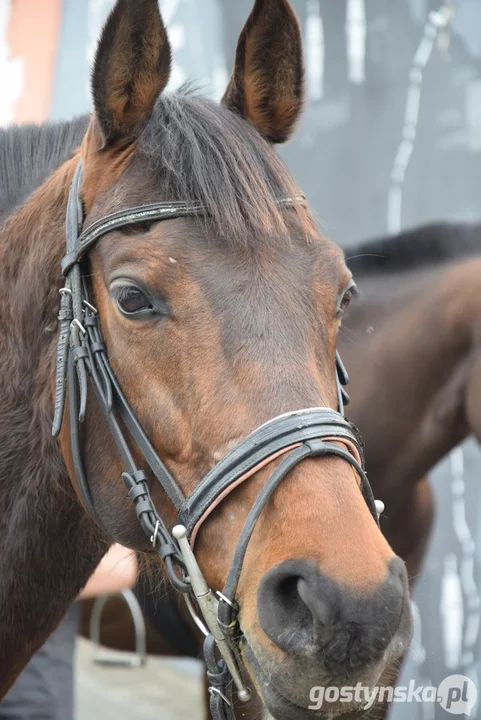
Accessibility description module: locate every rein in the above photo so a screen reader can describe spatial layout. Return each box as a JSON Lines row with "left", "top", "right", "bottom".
{"left": 53, "top": 160, "right": 383, "bottom": 719}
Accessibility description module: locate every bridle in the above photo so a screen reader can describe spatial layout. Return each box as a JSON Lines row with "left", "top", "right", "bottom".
{"left": 53, "top": 160, "right": 384, "bottom": 719}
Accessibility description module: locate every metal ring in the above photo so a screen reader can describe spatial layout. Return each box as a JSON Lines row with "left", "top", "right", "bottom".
{"left": 83, "top": 300, "right": 98, "bottom": 314}
{"left": 150, "top": 520, "right": 160, "bottom": 548}
{"left": 70, "top": 318, "right": 86, "bottom": 335}
{"left": 208, "top": 687, "right": 232, "bottom": 707}
{"left": 216, "top": 591, "right": 237, "bottom": 609}
{"left": 59, "top": 287, "right": 72, "bottom": 296}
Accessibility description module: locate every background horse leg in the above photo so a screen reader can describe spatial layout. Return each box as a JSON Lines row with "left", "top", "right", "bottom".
{"left": 364, "top": 477, "right": 435, "bottom": 720}
{"left": 380, "top": 477, "right": 435, "bottom": 590}
{"left": 464, "top": 352, "right": 481, "bottom": 444}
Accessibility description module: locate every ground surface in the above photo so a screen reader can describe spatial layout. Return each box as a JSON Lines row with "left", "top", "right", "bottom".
{"left": 76, "top": 637, "right": 204, "bottom": 720}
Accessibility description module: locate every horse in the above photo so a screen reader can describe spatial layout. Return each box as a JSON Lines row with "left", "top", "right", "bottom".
{"left": 0, "top": 1, "right": 412, "bottom": 718}
{"left": 341, "top": 221, "right": 481, "bottom": 587}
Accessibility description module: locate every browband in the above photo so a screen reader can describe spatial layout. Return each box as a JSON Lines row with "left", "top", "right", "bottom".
{"left": 60, "top": 184, "right": 306, "bottom": 276}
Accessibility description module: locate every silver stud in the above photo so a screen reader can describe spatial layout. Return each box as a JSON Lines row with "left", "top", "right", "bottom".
{"left": 375, "top": 499, "right": 385, "bottom": 517}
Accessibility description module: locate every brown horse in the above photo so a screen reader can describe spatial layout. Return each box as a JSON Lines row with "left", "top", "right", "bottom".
{"left": 342, "top": 222, "right": 481, "bottom": 586}
{"left": 0, "top": 1, "right": 411, "bottom": 718}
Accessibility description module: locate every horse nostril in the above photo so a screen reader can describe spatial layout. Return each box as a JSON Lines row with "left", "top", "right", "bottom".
{"left": 258, "top": 572, "right": 314, "bottom": 653}
{"left": 257, "top": 560, "right": 340, "bottom": 654}
{"left": 297, "top": 577, "right": 333, "bottom": 628}
{"left": 257, "top": 558, "right": 409, "bottom": 665}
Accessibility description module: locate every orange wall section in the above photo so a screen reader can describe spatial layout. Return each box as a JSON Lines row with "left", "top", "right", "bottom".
{"left": 7, "top": 0, "right": 63, "bottom": 123}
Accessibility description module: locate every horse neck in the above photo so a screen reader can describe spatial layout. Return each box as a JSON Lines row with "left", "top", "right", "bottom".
{"left": 341, "top": 262, "right": 475, "bottom": 492}
{"left": 0, "top": 158, "right": 106, "bottom": 694}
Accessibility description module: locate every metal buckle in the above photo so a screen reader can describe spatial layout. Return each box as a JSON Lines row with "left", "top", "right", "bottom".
{"left": 215, "top": 591, "right": 237, "bottom": 610}
{"left": 150, "top": 520, "right": 160, "bottom": 548}
{"left": 83, "top": 300, "right": 98, "bottom": 314}
{"left": 70, "top": 318, "right": 86, "bottom": 335}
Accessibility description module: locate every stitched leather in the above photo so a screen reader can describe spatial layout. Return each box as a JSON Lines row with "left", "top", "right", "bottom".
{"left": 52, "top": 290, "right": 73, "bottom": 437}
{"left": 60, "top": 196, "right": 306, "bottom": 275}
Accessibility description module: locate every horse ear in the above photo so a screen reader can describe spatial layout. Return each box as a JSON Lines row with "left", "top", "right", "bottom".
{"left": 91, "top": 0, "right": 171, "bottom": 145}
{"left": 222, "top": 0, "right": 304, "bottom": 144}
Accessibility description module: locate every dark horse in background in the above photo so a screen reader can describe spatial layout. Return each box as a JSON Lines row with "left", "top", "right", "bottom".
{"left": 343, "top": 223, "right": 481, "bottom": 585}
{"left": 0, "top": 0, "right": 411, "bottom": 718}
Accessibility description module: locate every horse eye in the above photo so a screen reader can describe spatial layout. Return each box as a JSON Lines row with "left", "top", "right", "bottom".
{"left": 116, "top": 286, "right": 154, "bottom": 316}
{"left": 338, "top": 284, "right": 357, "bottom": 315}
{"left": 341, "top": 290, "right": 353, "bottom": 309}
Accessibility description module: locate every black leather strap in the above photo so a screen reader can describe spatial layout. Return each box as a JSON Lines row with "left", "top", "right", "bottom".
{"left": 336, "top": 350, "right": 350, "bottom": 412}
{"left": 102, "top": 358, "right": 185, "bottom": 508}
{"left": 61, "top": 195, "right": 306, "bottom": 275}
{"left": 204, "top": 634, "right": 235, "bottom": 720}
{"left": 61, "top": 201, "right": 207, "bottom": 275}
{"left": 52, "top": 289, "right": 73, "bottom": 437}
{"left": 67, "top": 354, "right": 97, "bottom": 518}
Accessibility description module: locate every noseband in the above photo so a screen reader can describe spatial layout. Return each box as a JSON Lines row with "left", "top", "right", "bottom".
{"left": 53, "top": 161, "right": 383, "bottom": 720}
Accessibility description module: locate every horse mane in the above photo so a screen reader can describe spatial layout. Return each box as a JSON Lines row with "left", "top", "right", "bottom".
{"left": 345, "top": 221, "right": 481, "bottom": 276}
{"left": 1, "top": 90, "right": 314, "bottom": 248}
{"left": 0, "top": 116, "right": 89, "bottom": 222}
{"left": 137, "top": 88, "right": 315, "bottom": 248}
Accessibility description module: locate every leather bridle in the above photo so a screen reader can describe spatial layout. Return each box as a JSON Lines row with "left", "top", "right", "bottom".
{"left": 53, "top": 160, "right": 384, "bottom": 719}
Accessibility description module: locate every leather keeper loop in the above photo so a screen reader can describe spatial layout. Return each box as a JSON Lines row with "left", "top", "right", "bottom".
{"left": 128, "top": 485, "right": 147, "bottom": 501}
{"left": 134, "top": 499, "right": 152, "bottom": 516}
{"left": 132, "top": 469, "right": 149, "bottom": 483}
{"left": 91, "top": 341, "right": 106, "bottom": 354}
{"left": 72, "top": 346, "right": 89, "bottom": 362}
{"left": 159, "top": 542, "right": 179, "bottom": 560}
